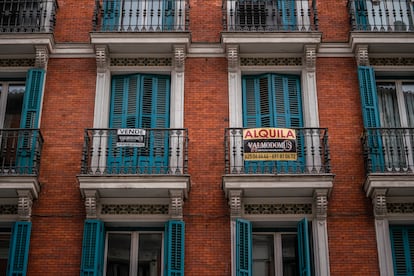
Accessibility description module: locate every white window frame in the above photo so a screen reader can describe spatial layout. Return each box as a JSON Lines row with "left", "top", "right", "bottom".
{"left": 0, "top": 81, "right": 26, "bottom": 129}
{"left": 104, "top": 230, "right": 165, "bottom": 276}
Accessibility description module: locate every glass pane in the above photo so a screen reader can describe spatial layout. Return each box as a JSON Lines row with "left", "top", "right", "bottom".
{"left": 377, "top": 82, "right": 400, "bottom": 128}
{"left": 107, "top": 233, "right": 131, "bottom": 276}
{"left": 282, "top": 234, "right": 298, "bottom": 276}
{"left": 137, "top": 233, "right": 162, "bottom": 276}
{"left": 0, "top": 233, "right": 10, "bottom": 276}
{"left": 4, "top": 85, "right": 25, "bottom": 129}
{"left": 403, "top": 82, "right": 414, "bottom": 127}
{"left": 252, "top": 234, "right": 275, "bottom": 276}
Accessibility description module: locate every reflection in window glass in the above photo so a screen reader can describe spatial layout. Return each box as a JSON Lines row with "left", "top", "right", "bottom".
{"left": 0, "top": 233, "right": 10, "bottom": 276}
{"left": 107, "top": 233, "right": 131, "bottom": 276}
{"left": 137, "top": 233, "right": 162, "bottom": 276}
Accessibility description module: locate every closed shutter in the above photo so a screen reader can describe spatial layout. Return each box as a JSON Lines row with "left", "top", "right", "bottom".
{"left": 297, "top": 218, "right": 311, "bottom": 276}
{"left": 80, "top": 220, "right": 105, "bottom": 276}
{"left": 235, "top": 219, "right": 252, "bottom": 276}
{"left": 353, "top": 0, "right": 369, "bottom": 30}
{"left": 163, "top": 0, "right": 175, "bottom": 30}
{"left": 165, "top": 220, "right": 185, "bottom": 276}
{"left": 16, "top": 69, "right": 45, "bottom": 174}
{"left": 242, "top": 73, "right": 304, "bottom": 173}
{"left": 108, "top": 74, "right": 170, "bottom": 173}
{"left": 357, "top": 66, "right": 384, "bottom": 172}
{"left": 278, "top": 0, "right": 296, "bottom": 30}
{"left": 102, "top": 0, "right": 120, "bottom": 31}
{"left": 7, "top": 221, "right": 31, "bottom": 276}
{"left": 390, "top": 226, "right": 414, "bottom": 276}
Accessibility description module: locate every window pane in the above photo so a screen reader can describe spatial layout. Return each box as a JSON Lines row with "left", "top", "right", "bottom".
{"left": 0, "top": 233, "right": 10, "bottom": 276}
{"left": 403, "top": 83, "right": 414, "bottom": 127}
{"left": 137, "top": 233, "right": 162, "bottom": 276}
{"left": 107, "top": 233, "right": 131, "bottom": 276}
{"left": 253, "top": 234, "right": 275, "bottom": 276}
{"left": 377, "top": 82, "right": 400, "bottom": 128}
{"left": 4, "top": 85, "right": 25, "bottom": 129}
{"left": 282, "top": 234, "right": 299, "bottom": 276}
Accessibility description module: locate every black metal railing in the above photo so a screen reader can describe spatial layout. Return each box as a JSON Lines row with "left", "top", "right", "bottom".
{"left": 80, "top": 128, "right": 188, "bottom": 175}
{"left": 0, "top": 0, "right": 58, "bottom": 33}
{"left": 362, "top": 128, "right": 414, "bottom": 173}
{"left": 222, "top": 0, "right": 319, "bottom": 31}
{"left": 348, "top": 0, "right": 414, "bottom": 31}
{"left": 224, "top": 128, "right": 330, "bottom": 174}
{"left": 92, "top": 0, "right": 190, "bottom": 32}
{"left": 0, "top": 129, "right": 43, "bottom": 175}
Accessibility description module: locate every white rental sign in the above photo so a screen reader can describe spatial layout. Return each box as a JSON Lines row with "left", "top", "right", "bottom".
{"left": 116, "top": 128, "right": 146, "bottom": 147}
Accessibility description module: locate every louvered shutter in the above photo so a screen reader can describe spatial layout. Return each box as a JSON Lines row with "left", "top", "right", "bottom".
{"left": 235, "top": 219, "right": 252, "bottom": 276}
{"left": 165, "top": 220, "right": 185, "bottom": 276}
{"left": 297, "top": 218, "right": 311, "bottom": 276}
{"left": 163, "top": 0, "right": 175, "bottom": 30}
{"left": 7, "top": 221, "right": 31, "bottom": 276}
{"left": 353, "top": 0, "right": 369, "bottom": 30}
{"left": 16, "top": 69, "right": 45, "bottom": 174}
{"left": 102, "top": 0, "right": 120, "bottom": 31}
{"left": 80, "top": 220, "right": 105, "bottom": 276}
{"left": 358, "top": 66, "right": 384, "bottom": 172}
{"left": 390, "top": 226, "right": 414, "bottom": 276}
{"left": 278, "top": 0, "right": 296, "bottom": 30}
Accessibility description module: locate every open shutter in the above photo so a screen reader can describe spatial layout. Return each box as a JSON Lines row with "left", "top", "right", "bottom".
{"left": 235, "top": 219, "right": 252, "bottom": 276}
{"left": 16, "top": 69, "right": 45, "bottom": 174}
{"left": 353, "top": 0, "right": 369, "bottom": 30}
{"left": 278, "top": 0, "right": 296, "bottom": 30}
{"left": 165, "top": 220, "right": 185, "bottom": 276}
{"left": 80, "top": 220, "right": 105, "bottom": 276}
{"left": 102, "top": 0, "right": 120, "bottom": 31}
{"left": 242, "top": 75, "right": 271, "bottom": 128}
{"left": 390, "top": 226, "right": 414, "bottom": 276}
{"left": 7, "top": 221, "right": 31, "bottom": 276}
{"left": 163, "top": 0, "right": 175, "bottom": 30}
{"left": 358, "top": 66, "right": 384, "bottom": 172}
{"left": 297, "top": 218, "right": 311, "bottom": 276}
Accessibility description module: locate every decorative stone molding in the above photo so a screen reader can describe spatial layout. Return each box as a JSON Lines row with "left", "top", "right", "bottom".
{"left": 373, "top": 189, "right": 387, "bottom": 219}
{"left": 101, "top": 204, "right": 169, "bottom": 215}
{"left": 111, "top": 57, "right": 172, "bottom": 67}
{"left": 0, "top": 59, "right": 35, "bottom": 67}
{"left": 84, "top": 190, "right": 99, "bottom": 219}
{"left": 174, "top": 45, "right": 186, "bottom": 72}
{"left": 304, "top": 45, "right": 317, "bottom": 71}
{"left": 356, "top": 45, "right": 369, "bottom": 66}
{"left": 241, "top": 57, "right": 302, "bottom": 66}
{"left": 229, "top": 190, "right": 243, "bottom": 218}
{"left": 0, "top": 204, "right": 18, "bottom": 215}
{"left": 387, "top": 202, "right": 414, "bottom": 214}
{"left": 244, "top": 203, "right": 312, "bottom": 215}
{"left": 17, "top": 190, "right": 33, "bottom": 221}
{"left": 227, "top": 45, "right": 239, "bottom": 72}
{"left": 313, "top": 189, "right": 329, "bottom": 220}
{"left": 35, "top": 46, "right": 49, "bottom": 69}
{"left": 169, "top": 190, "right": 184, "bottom": 219}
{"left": 95, "top": 46, "right": 109, "bottom": 72}
{"left": 370, "top": 57, "right": 414, "bottom": 66}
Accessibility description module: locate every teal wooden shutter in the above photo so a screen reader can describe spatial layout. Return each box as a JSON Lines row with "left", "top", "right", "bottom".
{"left": 358, "top": 66, "right": 384, "bottom": 172}
{"left": 16, "top": 69, "right": 45, "bottom": 174}
{"left": 353, "top": 0, "right": 369, "bottom": 30}
{"left": 278, "top": 0, "right": 296, "bottom": 30}
{"left": 7, "top": 221, "right": 31, "bottom": 276}
{"left": 297, "top": 218, "right": 311, "bottom": 276}
{"left": 390, "top": 226, "right": 414, "bottom": 276}
{"left": 163, "top": 0, "right": 175, "bottom": 30}
{"left": 102, "top": 0, "right": 120, "bottom": 31}
{"left": 235, "top": 219, "right": 252, "bottom": 276}
{"left": 80, "top": 220, "right": 105, "bottom": 276}
{"left": 164, "top": 220, "right": 185, "bottom": 276}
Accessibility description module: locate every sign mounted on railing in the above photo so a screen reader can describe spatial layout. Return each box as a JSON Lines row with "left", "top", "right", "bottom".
{"left": 116, "top": 128, "right": 146, "bottom": 147}
{"left": 243, "top": 128, "right": 297, "bottom": 161}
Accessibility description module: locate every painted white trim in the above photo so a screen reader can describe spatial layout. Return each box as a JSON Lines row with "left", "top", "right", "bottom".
{"left": 375, "top": 218, "right": 394, "bottom": 276}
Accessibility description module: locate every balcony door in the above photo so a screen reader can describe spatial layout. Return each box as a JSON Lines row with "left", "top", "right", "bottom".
{"left": 107, "top": 74, "right": 170, "bottom": 174}
{"left": 242, "top": 73, "right": 304, "bottom": 173}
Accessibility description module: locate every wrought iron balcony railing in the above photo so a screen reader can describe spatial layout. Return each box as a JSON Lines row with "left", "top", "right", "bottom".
{"left": 362, "top": 128, "right": 414, "bottom": 173}
{"left": 0, "top": 0, "right": 58, "bottom": 33}
{"left": 348, "top": 0, "right": 414, "bottom": 31}
{"left": 80, "top": 128, "right": 188, "bottom": 175}
{"left": 222, "top": 0, "right": 319, "bottom": 31}
{"left": 225, "top": 128, "right": 331, "bottom": 174}
{"left": 92, "top": 0, "right": 189, "bottom": 32}
{"left": 0, "top": 129, "right": 43, "bottom": 175}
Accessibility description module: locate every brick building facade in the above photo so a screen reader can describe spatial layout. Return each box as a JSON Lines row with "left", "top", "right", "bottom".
{"left": 0, "top": 0, "right": 413, "bottom": 275}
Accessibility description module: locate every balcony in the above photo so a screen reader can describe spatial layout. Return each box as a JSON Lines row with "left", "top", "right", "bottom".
{"left": 0, "top": 0, "right": 57, "bottom": 56}
{"left": 0, "top": 129, "right": 43, "bottom": 201}
{"left": 362, "top": 128, "right": 414, "bottom": 198}
{"left": 78, "top": 128, "right": 190, "bottom": 200}
{"left": 221, "top": 0, "right": 321, "bottom": 54}
{"left": 348, "top": 0, "right": 414, "bottom": 54}
{"left": 222, "top": 128, "right": 334, "bottom": 199}
{"left": 90, "top": 0, "right": 191, "bottom": 54}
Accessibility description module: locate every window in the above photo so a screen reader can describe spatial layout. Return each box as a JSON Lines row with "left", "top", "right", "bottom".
{"left": 81, "top": 220, "right": 185, "bottom": 276}
{"left": 102, "top": 0, "right": 176, "bottom": 31}
{"left": 107, "top": 73, "right": 170, "bottom": 174}
{"left": 242, "top": 73, "right": 305, "bottom": 172}
{"left": 0, "top": 232, "right": 10, "bottom": 276}
{"left": 390, "top": 225, "right": 414, "bottom": 276}
{"left": 358, "top": 66, "right": 414, "bottom": 172}
{"left": 235, "top": 218, "right": 311, "bottom": 276}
